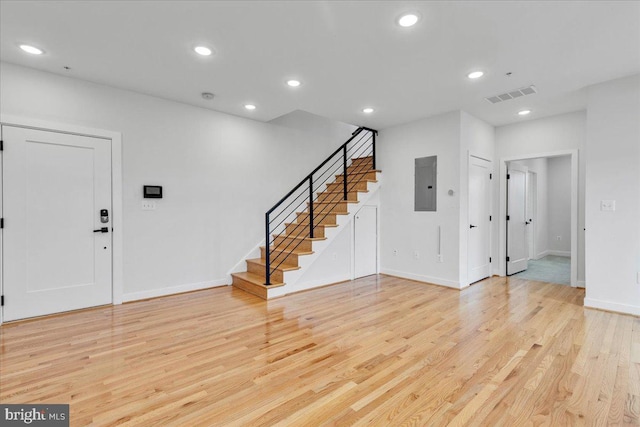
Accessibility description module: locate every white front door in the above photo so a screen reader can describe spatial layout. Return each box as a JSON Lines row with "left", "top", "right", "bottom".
{"left": 354, "top": 205, "right": 377, "bottom": 278}
{"left": 468, "top": 157, "right": 491, "bottom": 284}
{"left": 2, "top": 126, "right": 112, "bottom": 321}
{"left": 507, "top": 163, "right": 528, "bottom": 275}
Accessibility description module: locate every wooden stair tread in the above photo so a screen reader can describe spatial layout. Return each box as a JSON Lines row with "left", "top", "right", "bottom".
{"left": 231, "top": 271, "right": 284, "bottom": 287}
{"left": 275, "top": 234, "right": 327, "bottom": 242}
{"left": 330, "top": 178, "right": 378, "bottom": 184}
{"left": 320, "top": 189, "right": 369, "bottom": 195}
{"left": 312, "top": 201, "right": 356, "bottom": 206}
{"left": 285, "top": 222, "right": 338, "bottom": 228}
{"left": 246, "top": 258, "right": 300, "bottom": 272}
{"left": 296, "top": 210, "right": 349, "bottom": 216}
{"left": 261, "top": 246, "right": 314, "bottom": 255}
{"left": 336, "top": 169, "right": 382, "bottom": 176}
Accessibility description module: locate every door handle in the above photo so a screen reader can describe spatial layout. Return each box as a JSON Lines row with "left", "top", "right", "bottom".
{"left": 470, "top": 224, "right": 477, "bottom": 229}
{"left": 525, "top": 221, "right": 530, "bottom": 225}
{"left": 93, "top": 227, "right": 109, "bottom": 233}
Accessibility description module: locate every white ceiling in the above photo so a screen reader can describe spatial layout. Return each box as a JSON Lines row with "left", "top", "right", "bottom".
{"left": 1, "top": 1, "right": 639, "bottom": 130}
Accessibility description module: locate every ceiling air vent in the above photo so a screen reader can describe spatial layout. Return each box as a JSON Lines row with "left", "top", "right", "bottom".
{"left": 485, "top": 85, "right": 537, "bottom": 104}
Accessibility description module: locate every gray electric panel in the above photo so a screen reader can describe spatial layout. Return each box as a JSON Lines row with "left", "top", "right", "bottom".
{"left": 415, "top": 156, "right": 437, "bottom": 211}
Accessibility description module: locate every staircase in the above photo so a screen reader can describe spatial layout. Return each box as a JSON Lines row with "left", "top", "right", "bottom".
{"left": 231, "top": 127, "right": 379, "bottom": 299}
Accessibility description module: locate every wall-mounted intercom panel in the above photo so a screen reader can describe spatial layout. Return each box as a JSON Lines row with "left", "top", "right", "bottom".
{"left": 143, "top": 185, "right": 163, "bottom": 199}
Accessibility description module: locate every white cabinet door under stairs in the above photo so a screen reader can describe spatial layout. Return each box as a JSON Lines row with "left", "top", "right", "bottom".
{"left": 354, "top": 205, "right": 377, "bottom": 278}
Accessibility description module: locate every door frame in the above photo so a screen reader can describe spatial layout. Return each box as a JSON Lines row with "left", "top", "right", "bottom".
{"left": 497, "top": 149, "right": 578, "bottom": 287}
{"left": 0, "top": 114, "right": 123, "bottom": 324}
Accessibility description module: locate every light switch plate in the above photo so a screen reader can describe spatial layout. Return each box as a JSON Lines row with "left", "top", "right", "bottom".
{"left": 600, "top": 200, "right": 616, "bottom": 211}
{"left": 142, "top": 201, "right": 157, "bottom": 211}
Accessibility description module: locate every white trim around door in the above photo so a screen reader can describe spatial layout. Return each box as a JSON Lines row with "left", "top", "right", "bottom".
{"left": 497, "top": 149, "right": 579, "bottom": 287}
{"left": 0, "top": 114, "right": 123, "bottom": 324}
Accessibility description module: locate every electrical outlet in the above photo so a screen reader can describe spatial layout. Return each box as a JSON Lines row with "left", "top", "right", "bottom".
{"left": 437, "top": 254, "right": 443, "bottom": 263}
{"left": 393, "top": 249, "right": 398, "bottom": 256}
{"left": 332, "top": 252, "right": 337, "bottom": 260}
{"left": 142, "top": 201, "right": 157, "bottom": 211}
{"left": 413, "top": 251, "right": 419, "bottom": 259}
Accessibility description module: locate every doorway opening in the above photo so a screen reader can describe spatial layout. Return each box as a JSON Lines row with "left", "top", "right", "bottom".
{"left": 506, "top": 155, "right": 572, "bottom": 285}
{"left": 499, "top": 150, "right": 578, "bottom": 287}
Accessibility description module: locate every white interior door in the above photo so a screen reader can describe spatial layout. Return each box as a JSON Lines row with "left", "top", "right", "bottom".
{"left": 526, "top": 171, "right": 537, "bottom": 260}
{"left": 2, "top": 126, "right": 112, "bottom": 321}
{"left": 468, "top": 157, "right": 491, "bottom": 284}
{"left": 507, "top": 163, "right": 528, "bottom": 275}
{"left": 354, "top": 205, "right": 377, "bottom": 278}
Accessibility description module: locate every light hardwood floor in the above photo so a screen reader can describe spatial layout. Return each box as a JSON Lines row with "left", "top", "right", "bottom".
{"left": 1, "top": 275, "right": 638, "bottom": 426}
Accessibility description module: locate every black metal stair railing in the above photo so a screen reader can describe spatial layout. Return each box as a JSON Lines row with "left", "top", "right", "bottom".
{"left": 264, "top": 127, "right": 378, "bottom": 285}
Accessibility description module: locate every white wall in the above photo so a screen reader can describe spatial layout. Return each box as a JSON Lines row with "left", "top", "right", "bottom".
{"left": 295, "top": 221, "right": 353, "bottom": 289}
{"left": 495, "top": 111, "right": 585, "bottom": 281}
{"left": 461, "top": 111, "right": 495, "bottom": 161}
{"left": 0, "top": 62, "right": 348, "bottom": 300}
{"left": 584, "top": 73, "right": 640, "bottom": 316}
{"left": 378, "top": 110, "right": 494, "bottom": 288}
{"left": 547, "top": 156, "right": 572, "bottom": 255}
{"left": 378, "top": 111, "right": 463, "bottom": 288}
{"left": 268, "top": 109, "right": 357, "bottom": 143}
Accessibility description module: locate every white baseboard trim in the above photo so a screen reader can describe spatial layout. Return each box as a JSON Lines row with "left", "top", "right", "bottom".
{"left": 576, "top": 280, "right": 586, "bottom": 288}
{"left": 547, "top": 250, "right": 571, "bottom": 257}
{"left": 287, "top": 274, "right": 352, "bottom": 295}
{"left": 534, "top": 250, "right": 549, "bottom": 260}
{"left": 123, "top": 279, "right": 229, "bottom": 302}
{"left": 584, "top": 298, "right": 640, "bottom": 316}
{"left": 380, "top": 269, "right": 461, "bottom": 289}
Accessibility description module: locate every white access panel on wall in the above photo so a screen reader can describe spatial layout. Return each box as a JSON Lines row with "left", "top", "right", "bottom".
{"left": 2, "top": 126, "right": 113, "bottom": 321}
{"left": 354, "top": 205, "right": 377, "bottom": 278}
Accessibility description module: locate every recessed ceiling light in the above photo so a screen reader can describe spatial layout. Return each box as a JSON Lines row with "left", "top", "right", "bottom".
{"left": 244, "top": 104, "right": 256, "bottom": 110}
{"left": 194, "top": 46, "right": 212, "bottom": 56}
{"left": 287, "top": 80, "right": 301, "bottom": 87}
{"left": 362, "top": 107, "right": 374, "bottom": 114}
{"left": 467, "top": 71, "right": 484, "bottom": 79}
{"left": 398, "top": 13, "right": 420, "bottom": 27}
{"left": 19, "top": 44, "right": 44, "bottom": 55}
{"left": 518, "top": 110, "right": 531, "bottom": 116}
{"left": 201, "top": 92, "right": 214, "bottom": 100}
